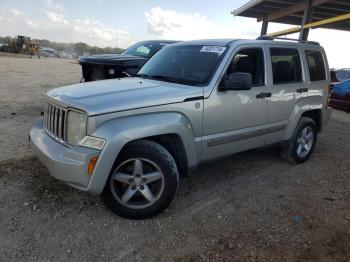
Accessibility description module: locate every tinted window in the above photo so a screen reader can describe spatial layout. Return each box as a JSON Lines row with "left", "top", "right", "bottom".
{"left": 122, "top": 42, "right": 170, "bottom": 58}
{"left": 305, "top": 50, "right": 326, "bottom": 81}
{"left": 335, "top": 69, "right": 350, "bottom": 82}
{"left": 226, "top": 48, "right": 264, "bottom": 86}
{"left": 138, "top": 45, "right": 227, "bottom": 86}
{"left": 271, "top": 48, "right": 302, "bottom": 84}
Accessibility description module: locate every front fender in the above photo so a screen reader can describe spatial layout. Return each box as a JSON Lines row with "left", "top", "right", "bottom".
{"left": 86, "top": 112, "right": 199, "bottom": 194}
{"left": 284, "top": 96, "right": 323, "bottom": 140}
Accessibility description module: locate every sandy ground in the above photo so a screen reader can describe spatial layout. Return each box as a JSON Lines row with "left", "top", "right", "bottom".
{"left": 0, "top": 56, "right": 349, "bottom": 261}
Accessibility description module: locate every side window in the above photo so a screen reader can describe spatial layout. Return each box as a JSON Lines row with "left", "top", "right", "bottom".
{"left": 271, "top": 48, "right": 302, "bottom": 84}
{"left": 305, "top": 50, "right": 326, "bottom": 81}
{"left": 135, "top": 45, "right": 151, "bottom": 56}
{"left": 226, "top": 48, "right": 264, "bottom": 86}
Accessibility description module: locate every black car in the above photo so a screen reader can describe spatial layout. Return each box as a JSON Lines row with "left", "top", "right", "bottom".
{"left": 78, "top": 40, "right": 179, "bottom": 82}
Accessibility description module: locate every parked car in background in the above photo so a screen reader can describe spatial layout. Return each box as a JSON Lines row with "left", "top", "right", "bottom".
{"left": 0, "top": 43, "right": 7, "bottom": 50}
{"left": 57, "top": 51, "right": 73, "bottom": 59}
{"left": 38, "top": 48, "right": 57, "bottom": 58}
{"left": 78, "top": 40, "right": 179, "bottom": 82}
{"left": 331, "top": 68, "right": 350, "bottom": 83}
{"left": 0, "top": 43, "right": 8, "bottom": 52}
{"left": 329, "top": 68, "right": 350, "bottom": 112}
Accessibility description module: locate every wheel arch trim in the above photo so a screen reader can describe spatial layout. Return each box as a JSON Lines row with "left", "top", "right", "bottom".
{"left": 85, "top": 112, "right": 198, "bottom": 194}
{"left": 284, "top": 96, "right": 323, "bottom": 140}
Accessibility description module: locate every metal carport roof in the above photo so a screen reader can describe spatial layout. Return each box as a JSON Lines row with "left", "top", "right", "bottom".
{"left": 232, "top": 0, "right": 350, "bottom": 32}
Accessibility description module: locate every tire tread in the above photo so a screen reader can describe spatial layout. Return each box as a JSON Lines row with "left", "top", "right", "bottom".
{"left": 280, "top": 117, "right": 317, "bottom": 165}
{"left": 101, "top": 139, "right": 179, "bottom": 219}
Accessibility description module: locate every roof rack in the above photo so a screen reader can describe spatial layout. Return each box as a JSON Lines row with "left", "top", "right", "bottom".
{"left": 256, "top": 36, "right": 320, "bottom": 46}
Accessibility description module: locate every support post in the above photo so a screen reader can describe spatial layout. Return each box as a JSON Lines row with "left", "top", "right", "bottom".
{"left": 260, "top": 20, "right": 269, "bottom": 36}
{"left": 299, "top": 0, "right": 313, "bottom": 42}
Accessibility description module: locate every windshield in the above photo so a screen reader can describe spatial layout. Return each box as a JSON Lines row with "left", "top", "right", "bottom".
{"left": 122, "top": 41, "right": 169, "bottom": 58}
{"left": 137, "top": 45, "right": 227, "bottom": 86}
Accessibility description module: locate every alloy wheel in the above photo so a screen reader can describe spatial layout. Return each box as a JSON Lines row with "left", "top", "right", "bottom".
{"left": 296, "top": 126, "right": 314, "bottom": 158}
{"left": 110, "top": 158, "right": 165, "bottom": 209}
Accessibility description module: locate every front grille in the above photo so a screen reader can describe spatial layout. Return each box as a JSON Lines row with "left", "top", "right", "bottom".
{"left": 44, "top": 103, "right": 67, "bottom": 142}
{"left": 90, "top": 65, "right": 105, "bottom": 81}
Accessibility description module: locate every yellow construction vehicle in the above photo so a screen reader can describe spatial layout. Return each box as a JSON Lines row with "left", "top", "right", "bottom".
{"left": 5, "top": 35, "right": 39, "bottom": 55}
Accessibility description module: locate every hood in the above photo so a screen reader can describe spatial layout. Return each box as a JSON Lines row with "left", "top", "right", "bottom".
{"left": 78, "top": 54, "right": 146, "bottom": 66}
{"left": 47, "top": 77, "right": 203, "bottom": 116}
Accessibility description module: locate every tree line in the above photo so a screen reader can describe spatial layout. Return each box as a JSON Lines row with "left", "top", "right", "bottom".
{"left": 0, "top": 36, "right": 124, "bottom": 56}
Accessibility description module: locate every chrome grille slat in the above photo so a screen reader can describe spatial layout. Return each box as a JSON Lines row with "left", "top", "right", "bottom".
{"left": 49, "top": 105, "right": 53, "bottom": 131}
{"left": 46, "top": 104, "right": 50, "bottom": 129}
{"left": 62, "top": 111, "right": 66, "bottom": 141}
{"left": 53, "top": 107, "right": 57, "bottom": 136}
{"left": 45, "top": 104, "right": 48, "bottom": 129}
{"left": 58, "top": 110, "right": 63, "bottom": 138}
{"left": 52, "top": 107, "right": 55, "bottom": 136}
{"left": 55, "top": 107, "right": 59, "bottom": 136}
{"left": 44, "top": 103, "right": 67, "bottom": 143}
{"left": 44, "top": 104, "right": 47, "bottom": 128}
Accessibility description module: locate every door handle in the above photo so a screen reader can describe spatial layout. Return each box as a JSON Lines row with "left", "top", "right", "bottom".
{"left": 296, "top": 87, "right": 308, "bottom": 93}
{"left": 256, "top": 92, "right": 272, "bottom": 99}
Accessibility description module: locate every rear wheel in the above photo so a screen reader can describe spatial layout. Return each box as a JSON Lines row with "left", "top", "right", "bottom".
{"left": 280, "top": 117, "right": 317, "bottom": 164}
{"left": 101, "top": 139, "right": 179, "bottom": 219}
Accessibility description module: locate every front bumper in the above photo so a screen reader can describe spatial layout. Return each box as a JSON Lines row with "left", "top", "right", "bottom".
{"left": 30, "top": 118, "right": 100, "bottom": 191}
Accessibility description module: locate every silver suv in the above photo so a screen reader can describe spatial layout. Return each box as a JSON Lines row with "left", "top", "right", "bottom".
{"left": 30, "top": 39, "right": 331, "bottom": 219}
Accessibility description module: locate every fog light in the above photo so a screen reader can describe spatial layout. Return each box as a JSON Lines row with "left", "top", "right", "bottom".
{"left": 79, "top": 136, "right": 105, "bottom": 150}
{"left": 88, "top": 156, "right": 98, "bottom": 175}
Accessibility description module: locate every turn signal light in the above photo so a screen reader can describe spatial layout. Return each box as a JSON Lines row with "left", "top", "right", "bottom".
{"left": 88, "top": 156, "right": 98, "bottom": 175}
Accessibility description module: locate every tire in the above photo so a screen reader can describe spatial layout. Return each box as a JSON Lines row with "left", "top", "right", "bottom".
{"left": 280, "top": 117, "right": 318, "bottom": 164}
{"left": 101, "top": 139, "right": 179, "bottom": 219}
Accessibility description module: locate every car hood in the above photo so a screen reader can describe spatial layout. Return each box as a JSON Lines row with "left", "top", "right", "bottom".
{"left": 78, "top": 54, "right": 146, "bottom": 66}
{"left": 47, "top": 77, "right": 203, "bottom": 116}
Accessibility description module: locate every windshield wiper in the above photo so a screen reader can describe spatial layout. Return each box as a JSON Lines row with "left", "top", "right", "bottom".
{"left": 148, "top": 75, "right": 179, "bottom": 83}
{"left": 137, "top": 74, "right": 203, "bottom": 86}
{"left": 136, "top": 73, "right": 150, "bottom": 78}
{"left": 137, "top": 74, "right": 179, "bottom": 84}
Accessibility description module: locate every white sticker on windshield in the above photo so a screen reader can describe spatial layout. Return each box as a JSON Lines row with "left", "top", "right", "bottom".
{"left": 200, "top": 46, "right": 226, "bottom": 55}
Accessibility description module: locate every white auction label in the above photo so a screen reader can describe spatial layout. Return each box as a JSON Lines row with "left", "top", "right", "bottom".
{"left": 200, "top": 46, "right": 226, "bottom": 54}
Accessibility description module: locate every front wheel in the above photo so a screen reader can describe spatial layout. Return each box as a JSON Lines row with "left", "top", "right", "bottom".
{"left": 280, "top": 117, "right": 318, "bottom": 164}
{"left": 101, "top": 140, "right": 179, "bottom": 219}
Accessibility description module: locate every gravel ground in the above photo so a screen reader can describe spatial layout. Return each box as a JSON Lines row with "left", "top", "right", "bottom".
{"left": 0, "top": 56, "right": 349, "bottom": 261}
{"left": 0, "top": 55, "right": 81, "bottom": 161}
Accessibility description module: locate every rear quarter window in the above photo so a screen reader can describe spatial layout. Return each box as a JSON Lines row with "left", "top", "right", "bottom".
{"left": 305, "top": 50, "right": 326, "bottom": 81}
{"left": 270, "top": 48, "right": 302, "bottom": 84}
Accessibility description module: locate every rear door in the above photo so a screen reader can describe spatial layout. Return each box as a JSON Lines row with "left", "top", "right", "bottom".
{"left": 266, "top": 46, "right": 306, "bottom": 144}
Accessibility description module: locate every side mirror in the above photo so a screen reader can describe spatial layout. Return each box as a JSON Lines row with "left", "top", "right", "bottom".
{"left": 221, "top": 72, "right": 252, "bottom": 91}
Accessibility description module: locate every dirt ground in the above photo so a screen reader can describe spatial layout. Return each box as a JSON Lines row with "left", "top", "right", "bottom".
{"left": 0, "top": 56, "right": 349, "bottom": 261}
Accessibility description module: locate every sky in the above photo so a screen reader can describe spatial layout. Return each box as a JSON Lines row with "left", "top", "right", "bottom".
{"left": 0, "top": 0, "right": 349, "bottom": 68}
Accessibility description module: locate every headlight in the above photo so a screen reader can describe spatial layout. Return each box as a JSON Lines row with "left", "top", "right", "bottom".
{"left": 66, "top": 110, "right": 86, "bottom": 145}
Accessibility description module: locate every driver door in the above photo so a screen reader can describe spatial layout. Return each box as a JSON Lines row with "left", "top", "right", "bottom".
{"left": 201, "top": 46, "right": 271, "bottom": 161}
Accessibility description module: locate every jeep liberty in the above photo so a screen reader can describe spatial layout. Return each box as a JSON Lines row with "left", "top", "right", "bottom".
{"left": 30, "top": 39, "right": 332, "bottom": 219}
